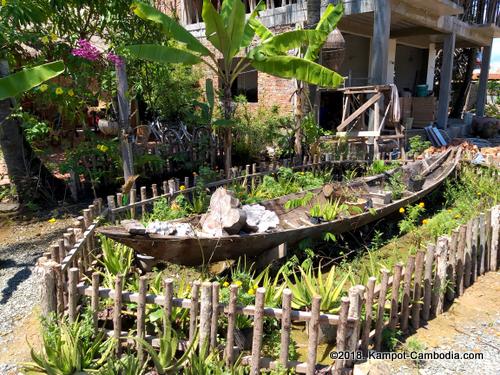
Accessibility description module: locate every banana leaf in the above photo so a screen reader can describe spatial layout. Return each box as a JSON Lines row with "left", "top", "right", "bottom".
{"left": 123, "top": 44, "right": 202, "bottom": 65}
{"left": 304, "top": 2, "right": 344, "bottom": 61}
{"left": 250, "top": 55, "right": 344, "bottom": 88}
{"left": 202, "top": 0, "right": 231, "bottom": 58}
{"left": 0, "top": 60, "right": 64, "bottom": 101}
{"left": 250, "top": 29, "right": 325, "bottom": 57}
{"left": 131, "top": 1, "right": 210, "bottom": 56}
{"left": 241, "top": 0, "right": 268, "bottom": 47}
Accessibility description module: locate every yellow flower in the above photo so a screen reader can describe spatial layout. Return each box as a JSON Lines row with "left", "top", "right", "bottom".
{"left": 253, "top": 284, "right": 258, "bottom": 290}
{"left": 96, "top": 144, "right": 108, "bottom": 153}
{"left": 50, "top": 32, "right": 58, "bottom": 42}
{"left": 179, "top": 185, "right": 186, "bottom": 191}
{"left": 477, "top": 192, "right": 482, "bottom": 196}
{"left": 1, "top": 0, "right": 7, "bottom": 7}
{"left": 67, "top": 89, "right": 74, "bottom": 97}
{"left": 223, "top": 281, "right": 229, "bottom": 287}
{"left": 300, "top": 172, "right": 305, "bottom": 175}
{"left": 422, "top": 219, "right": 429, "bottom": 225}
{"left": 48, "top": 217, "right": 56, "bottom": 223}
{"left": 234, "top": 280, "right": 242, "bottom": 287}
{"left": 418, "top": 202, "right": 425, "bottom": 208}
{"left": 39, "top": 84, "right": 48, "bottom": 92}
{"left": 171, "top": 202, "right": 180, "bottom": 211}
{"left": 41, "top": 36, "right": 49, "bottom": 44}
{"left": 447, "top": 209, "right": 452, "bottom": 213}
{"left": 399, "top": 207, "right": 405, "bottom": 214}
{"left": 55, "top": 87, "right": 63, "bottom": 95}
{"left": 247, "top": 288, "right": 255, "bottom": 296}
{"left": 454, "top": 214, "right": 461, "bottom": 219}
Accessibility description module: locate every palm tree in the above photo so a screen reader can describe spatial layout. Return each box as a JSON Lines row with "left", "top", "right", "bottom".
{"left": 124, "top": 0, "right": 344, "bottom": 176}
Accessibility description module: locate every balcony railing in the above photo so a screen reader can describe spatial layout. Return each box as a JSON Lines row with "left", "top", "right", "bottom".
{"left": 453, "top": 0, "right": 500, "bottom": 26}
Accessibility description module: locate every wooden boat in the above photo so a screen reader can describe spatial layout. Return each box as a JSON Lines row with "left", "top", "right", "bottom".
{"left": 98, "top": 149, "right": 459, "bottom": 266}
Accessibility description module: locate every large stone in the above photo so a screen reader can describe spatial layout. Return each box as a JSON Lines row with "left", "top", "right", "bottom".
{"left": 201, "top": 188, "right": 247, "bottom": 236}
{"left": 242, "top": 204, "right": 279, "bottom": 233}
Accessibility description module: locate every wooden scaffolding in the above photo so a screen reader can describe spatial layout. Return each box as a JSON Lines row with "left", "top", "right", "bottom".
{"left": 330, "top": 85, "right": 405, "bottom": 160}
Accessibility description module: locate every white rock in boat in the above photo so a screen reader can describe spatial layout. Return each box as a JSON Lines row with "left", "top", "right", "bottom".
{"left": 201, "top": 187, "right": 247, "bottom": 236}
{"left": 242, "top": 204, "right": 279, "bottom": 233}
{"left": 145, "top": 221, "right": 194, "bottom": 236}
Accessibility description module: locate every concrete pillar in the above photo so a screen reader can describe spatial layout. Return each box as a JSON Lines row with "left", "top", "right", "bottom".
{"left": 368, "top": 0, "right": 391, "bottom": 85}
{"left": 426, "top": 43, "right": 437, "bottom": 91}
{"left": 387, "top": 39, "right": 397, "bottom": 84}
{"left": 476, "top": 42, "right": 492, "bottom": 117}
{"left": 437, "top": 33, "right": 455, "bottom": 129}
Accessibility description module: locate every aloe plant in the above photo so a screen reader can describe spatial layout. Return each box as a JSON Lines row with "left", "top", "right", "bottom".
{"left": 124, "top": 0, "right": 343, "bottom": 175}
{"left": 23, "top": 313, "right": 114, "bottom": 374}
{"left": 283, "top": 263, "right": 350, "bottom": 313}
{"left": 133, "top": 322, "right": 196, "bottom": 374}
{"left": 97, "top": 235, "right": 134, "bottom": 287}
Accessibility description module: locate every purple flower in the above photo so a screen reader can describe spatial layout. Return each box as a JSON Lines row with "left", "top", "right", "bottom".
{"left": 106, "top": 52, "right": 124, "bottom": 67}
{"left": 71, "top": 39, "right": 101, "bottom": 61}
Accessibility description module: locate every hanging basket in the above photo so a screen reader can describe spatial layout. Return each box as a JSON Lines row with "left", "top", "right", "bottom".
{"left": 320, "top": 29, "right": 346, "bottom": 71}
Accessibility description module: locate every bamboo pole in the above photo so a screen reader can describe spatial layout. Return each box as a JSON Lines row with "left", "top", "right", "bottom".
{"left": 389, "top": 263, "right": 403, "bottom": 330}
{"left": 422, "top": 243, "right": 435, "bottom": 321}
{"left": 225, "top": 285, "right": 239, "bottom": 366}
{"left": 250, "top": 288, "right": 265, "bottom": 375}
{"left": 306, "top": 295, "right": 321, "bottom": 375}
{"left": 375, "top": 269, "right": 389, "bottom": 351}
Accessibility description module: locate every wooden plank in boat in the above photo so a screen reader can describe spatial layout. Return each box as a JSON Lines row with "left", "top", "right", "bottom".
{"left": 368, "top": 191, "right": 392, "bottom": 205}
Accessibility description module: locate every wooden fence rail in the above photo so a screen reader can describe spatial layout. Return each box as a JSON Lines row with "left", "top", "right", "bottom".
{"left": 37, "top": 193, "right": 499, "bottom": 373}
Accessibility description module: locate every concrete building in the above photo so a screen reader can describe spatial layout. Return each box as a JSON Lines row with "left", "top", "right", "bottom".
{"left": 159, "top": 0, "right": 499, "bottom": 131}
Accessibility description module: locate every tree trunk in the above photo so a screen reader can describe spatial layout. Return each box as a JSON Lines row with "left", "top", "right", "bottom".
{"left": 293, "top": 80, "right": 304, "bottom": 157}
{"left": 450, "top": 48, "right": 476, "bottom": 119}
{"left": 116, "top": 64, "right": 135, "bottom": 183}
{"left": 0, "top": 61, "right": 66, "bottom": 204}
{"left": 222, "top": 85, "right": 233, "bottom": 178}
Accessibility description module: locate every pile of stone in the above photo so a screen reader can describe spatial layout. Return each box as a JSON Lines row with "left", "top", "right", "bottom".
{"left": 200, "top": 188, "right": 279, "bottom": 237}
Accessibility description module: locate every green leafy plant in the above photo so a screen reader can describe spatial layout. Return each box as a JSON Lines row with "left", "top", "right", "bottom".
{"left": 366, "top": 160, "right": 398, "bottom": 176}
{"left": 97, "top": 235, "right": 134, "bottom": 288}
{"left": 407, "top": 136, "right": 431, "bottom": 159}
{"left": 381, "top": 328, "right": 402, "bottom": 351}
{"left": 283, "top": 262, "right": 350, "bottom": 313}
{"left": 284, "top": 191, "right": 314, "bottom": 210}
{"left": 388, "top": 171, "right": 405, "bottom": 200}
{"left": 133, "top": 322, "right": 196, "bottom": 374}
{"left": 97, "top": 352, "right": 147, "bottom": 375}
{"left": 23, "top": 313, "right": 114, "bottom": 374}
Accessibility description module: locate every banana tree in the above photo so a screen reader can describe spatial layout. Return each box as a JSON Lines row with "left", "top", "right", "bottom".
{"left": 124, "top": 0, "right": 344, "bottom": 176}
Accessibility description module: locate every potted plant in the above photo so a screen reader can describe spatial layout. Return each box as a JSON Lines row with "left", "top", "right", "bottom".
{"left": 408, "top": 174, "right": 425, "bottom": 192}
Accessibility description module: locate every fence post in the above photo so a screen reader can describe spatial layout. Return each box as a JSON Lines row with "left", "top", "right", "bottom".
{"left": 464, "top": 219, "right": 473, "bottom": 287}
{"left": 471, "top": 217, "right": 479, "bottom": 283}
{"left": 130, "top": 188, "right": 136, "bottom": 219}
{"left": 91, "top": 272, "right": 100, "bottom": 330}
{"left": 433, "top": 237, "right": 449, "bottom": 316}
{"left": 400, "top": 256, "right": 415, "bottom": 333}
{"left": 375, "top": 269, "right": 389, "bottom": 351}
{"left": 137, "top": 276, "right": 147, "bottom": 364}
{"left": 479, "top": 213, "right": 486, "bottom": 275}
{"left": 422, "top": 243, "right": 435, "bottom": 321}
{"left": 68, "top": 267, "right": 79, "bottom": 323}
{"left": 333, "top": 297, "right": 350, "bottom": 373}
{"left": 39, "top": 260, "right": 57, "bottom": 318}
{"left": 210, "top": 282, "right": 220, "bottom": 350}
{"left": 446, "top": 229, "right": 459, "bottom": 302}
{"left": 389, "top": 263, "right": 403, "bottom": 330}
{"left": 346, "top": 285, "right": 364, "bottom": 368}
{"left": 199, "top": 282, "right": 212, "bottom": 353}
{"left": 490, "top": 206, "right": 499, "bottom": 271}
{"left": 306, "top": 295, "right": 321, "bottom": 375}
{"left": 361, "top": 277, "right": 376, "bottom": 355}
{"left": 225, "top": 284, "right": 239, "bottom": 366}
{"left": 456, "top": 225, "right": 467, "bottom": 297}
{"left": 164, "top": 278, "right": 174, "bottom": 329}
{"left": 107, "top": 195, "right": 116, "bottom": 223}
{"left": 250, "top": 287, "right": 265, "bottom": 375}
{"left": 279, "top": 289, "right": 292, "bottom": 368}
{"left": 411, "top": 250, "right": 425, "bottom": 330}
{"left": 113, "top": 274, "right": 124, "bottom": 356}
{"left": 189, "top": 281, "right": 200, "bottom": 344}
